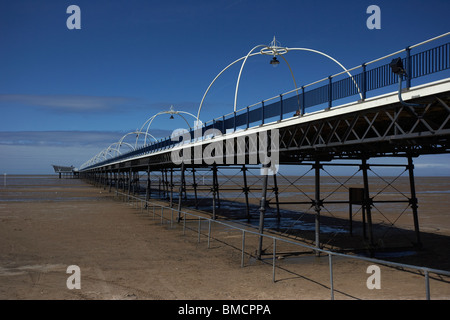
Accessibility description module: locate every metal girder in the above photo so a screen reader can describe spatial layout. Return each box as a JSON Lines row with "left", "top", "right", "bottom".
{"left": 278, "top": 94, "right": 450, "bottom": 161}
{"left": 83, "top": 91, "right": 450, "bottom": 173}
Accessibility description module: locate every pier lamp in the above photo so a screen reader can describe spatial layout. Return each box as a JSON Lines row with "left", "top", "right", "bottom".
{"left": 169, "top": 105, "right": 175, "bottom": 119}
{"left": 390, "top": 57, "right": 422, "bottom": 107}
{"left": 389, "top": 57, "right": 406, "bottom": 75}
{"left": 137, "top": 106, "right": 200, "bottom": 146}
{"left": 270, "top": 56, "right": 280, "bottom": 67}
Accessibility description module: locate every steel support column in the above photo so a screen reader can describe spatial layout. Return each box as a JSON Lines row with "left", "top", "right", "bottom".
{"left": 146, "top": 165, "right": 151, "bottom": 205}
{"left": 192, "top": 168, "right": 199, "bottom": 209}
{"left": 170, "top": 168, "right": 174, "bottom": 208}
{"left": 361, "top": 159, "right": 375, "bottom": 248}
{"left": 257, "top": 164, "right": 270, "bottom": 259}
{"left": 313, "top": 160, "right": 322, "bottom": 256}
{"left": 408, "top": 155, "right": 422, "bottom": 248}
{"left": 273, "top": 173, "right": 280, "bottom": 222}
{"left": 177, "top": 163, "right": 186, "bottom": 222}
{"left": 212, "top": 165, "right": 217, "bottom": 220}
{"left": 242, "top": 165, "right": 250, "bottom": 220}
{"left": 127, "top": 168, "right": 131, "bottom": 200}
{"left": 108, "top": 169, "right": 112, "bottom": 192}
{"left": 114, "top": 169, "right": 120, "bottom": 196}
{"left": 213, "top": 164, "right": 220, "bottom": 208}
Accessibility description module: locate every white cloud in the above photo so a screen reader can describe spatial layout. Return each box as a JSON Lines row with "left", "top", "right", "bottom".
{"left": 414, "top": 163, "right": 450, "bottom": 169}
{"left": 0, "top": 144, "right": 99, "bottom": 174}
{"left": 0, "top": 94, "right": 136, "bottom": 113}
{"left": 0, "top": 131, "right": 124, "bottom": 147}
{"left": 0, "top": 129, "right": 175, "bottom": 174}
{"left": 0, "top": 129, "right": 173, "bottom": 147}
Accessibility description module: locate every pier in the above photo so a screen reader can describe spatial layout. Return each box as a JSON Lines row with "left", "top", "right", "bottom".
{"left": 79, "top": 33, "right": 450, "bottom": 257}
{"left": 52, "top": 165, "right": 79, "bottom": 179}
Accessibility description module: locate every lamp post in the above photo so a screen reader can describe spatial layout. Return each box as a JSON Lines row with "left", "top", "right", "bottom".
{"left": 389, "top": 57, "right": 422, "bottom": 108}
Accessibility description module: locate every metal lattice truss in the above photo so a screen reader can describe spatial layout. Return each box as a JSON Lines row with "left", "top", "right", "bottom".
{"left": 278, "top": 93, "right": 450, "bottom": 162}
{"left": 98, "top": 92, "right": 450, "bottom": 171}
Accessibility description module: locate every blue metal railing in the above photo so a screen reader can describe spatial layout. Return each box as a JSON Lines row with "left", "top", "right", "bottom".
{"left": 83, "top": 35, "right": 450, "bottom": 170}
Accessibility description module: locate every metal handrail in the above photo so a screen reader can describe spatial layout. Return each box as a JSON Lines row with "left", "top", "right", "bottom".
{"left": 115, "top": 190, "right": 450, "bottom": 300}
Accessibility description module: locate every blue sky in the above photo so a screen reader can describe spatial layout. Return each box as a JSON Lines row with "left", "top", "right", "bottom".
{"left": 0, "top": 0, "right": 449, "bottom": 174}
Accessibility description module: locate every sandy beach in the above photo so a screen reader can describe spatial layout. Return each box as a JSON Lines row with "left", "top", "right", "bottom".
{"left": 0, "top": 175, "right": 449, "bottom": 300}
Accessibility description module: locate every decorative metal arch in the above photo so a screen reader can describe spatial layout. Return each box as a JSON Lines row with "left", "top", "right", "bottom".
{"left": 197, "top": 36, "right": 362, "bottom": 120}
{"left": 137, "top": 106, "right": 201, "bottom": 146}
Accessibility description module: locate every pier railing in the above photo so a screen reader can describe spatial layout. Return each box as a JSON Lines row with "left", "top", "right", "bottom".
{"left": 83, "top": 33, "right": 450, "bottom": 170}
{"left": 116, "top": 190, "right": 450, "bottom": 300}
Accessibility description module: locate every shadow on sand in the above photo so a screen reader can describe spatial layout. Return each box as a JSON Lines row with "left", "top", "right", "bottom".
{"left": 147, "top": 189, "right": 450, "bottom": 272}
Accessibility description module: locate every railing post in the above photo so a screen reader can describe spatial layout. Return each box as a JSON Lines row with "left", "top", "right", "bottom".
{"left": 272, "top": 238, "right": 277, "bottom": 283}
{"left": 329, "top": 253, "right": 334, "bottom": 300}
{"left": 301, "top": 86, "right": 306, "bottom": 115}
{"left": 405, "top": 47, "right": 412, "bottom": 89}
{"left": 222, "top": 115, "right": 226, "bottom": 133}
{"left": 261, "top": 100, "right": 265, "bottom": 125}
{"left": 279, "top": 94, "right": 283, "bottom": 121}
{"left": 183, "top": 210, "right": 186, "bottom": 235}
{"left": 425, "top": 269, "right": 430, "bottom": 300}
{"left": 328, "top": 75, "right": 333, "bottom": 109}
{"left": 207, "top": 219, "right": 212, "bottom": 248}
{"left": 362, "top": 63, "right": 367, "bottom": 101}
{"left": 241, "top": 230, "right": 246, "bottom": 268}
{"left": 246, "top": 106, "right": 250, "bottom": 129}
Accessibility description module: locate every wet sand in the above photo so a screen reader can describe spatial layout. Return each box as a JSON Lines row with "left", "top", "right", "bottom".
{"left": 0, "top": 175, "right": 449, "bottom": 300}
